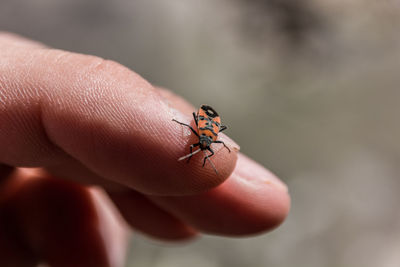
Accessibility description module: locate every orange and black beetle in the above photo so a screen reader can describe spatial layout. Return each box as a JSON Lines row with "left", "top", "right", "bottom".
{"left": 173, "top": 105, "right": 231, "bottom": 174}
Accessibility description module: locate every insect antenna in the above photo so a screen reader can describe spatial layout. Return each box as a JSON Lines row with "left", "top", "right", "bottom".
{"left": 203, "top": 150, "right": 218, "bottom": 175}
{"left": 178, "top": 148, "right": 201, "bottom": 161}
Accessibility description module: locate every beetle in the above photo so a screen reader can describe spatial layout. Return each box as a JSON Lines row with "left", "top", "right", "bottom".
{"left": 172, "top": 105, "right": 231, "bottom": 174}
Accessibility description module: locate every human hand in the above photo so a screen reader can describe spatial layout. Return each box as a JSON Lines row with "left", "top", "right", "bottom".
{"left": 0, "top": 32, "right": 290, "bottom": 267}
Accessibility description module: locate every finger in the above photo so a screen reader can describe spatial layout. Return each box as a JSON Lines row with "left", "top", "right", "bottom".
{"left": 1, "top": 168, "right": 128, "bottom": 267}
{"left": 0, "top": 32, "right": 238, "bottom": 196}
{"left": 0, "top": 164, "right": 13, "bottom": 182}
{"left": 149, "top": 153, "right": 290, "bottom": 235}
{"left": 89, "top": 188, "right": 131, "bottom": 267}
{"left": 41, "top": 155, "right": 198, "bottom": 241}
{"left": 108, "top": 190, "right": 197, "bottom": 241}
{"left": 0, "top": 168, "right": 38, "bottom": 267}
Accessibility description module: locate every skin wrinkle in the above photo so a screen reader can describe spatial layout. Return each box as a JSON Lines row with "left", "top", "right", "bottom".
{"left": 29, "top": 66, "right": 69, "bottom": 161}
{"left": 36, "top": 96, "right": 65, "bottom": 161}
{"left": 0, "top": 80, "right": 58, "bottom": 166}
{"left": 0, "top": 80, "right": 10, "bottom": 106}
{"left": 0, "top": 52, "right": 62, "bottom": 164}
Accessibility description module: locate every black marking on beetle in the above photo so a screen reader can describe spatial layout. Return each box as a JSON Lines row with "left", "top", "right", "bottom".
{"left": 199, "top": 127, "right": 218, "bottom": 136}
{"left": 199, "top": 116, "right": 221, "bottom": 127}
{"left": 200, "top": 135, "right": 214, "bottom": 142}
{"left": 201, "top": 105, "right": 219, "bottom": 118}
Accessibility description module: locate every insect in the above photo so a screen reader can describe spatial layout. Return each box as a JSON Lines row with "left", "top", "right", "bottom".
{"left": 172, "top": 105, "right": 231, "bottom": 174}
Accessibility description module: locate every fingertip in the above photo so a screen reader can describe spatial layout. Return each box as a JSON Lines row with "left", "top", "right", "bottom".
{"left": 234, "top": 178, "right": 290, "bottom": 235}
{"left": 206, "top": 154, "right": 291, "bottom": 235}
{"left": 149, "top": 153, "right": 290, "bottom": 236}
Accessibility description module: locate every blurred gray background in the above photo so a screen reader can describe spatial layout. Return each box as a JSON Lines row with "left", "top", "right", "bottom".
{"left": 2, "top": 0, "right": 400, "bottom": 266}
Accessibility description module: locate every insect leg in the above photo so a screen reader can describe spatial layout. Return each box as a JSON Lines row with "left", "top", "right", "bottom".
{"left": 203, "top": 147, "right": 215, "bottom": 167}
{"left": 172, "top": 119, "right": 199, "bottom": 137}
{"left": 202, "top": 149, "right": 218, "bottom": 174}
{"left": 220, "top": 125, "right": 227, "bottom": 132}
{"left": 178, "top": 146, "right": 201, "bottom": 161}
{"left": 192, "top": 112, "right": 198, "bottom": 126}
{"left": 187, "top": 143, "right": 200, "bottom": 163}
{"left": 212, "top": 140, "right": 231, "bottom": 152}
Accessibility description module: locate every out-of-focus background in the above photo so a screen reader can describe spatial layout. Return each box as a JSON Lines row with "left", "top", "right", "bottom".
{"left": 2, "top": 0, "right": 400, "bottom": 266}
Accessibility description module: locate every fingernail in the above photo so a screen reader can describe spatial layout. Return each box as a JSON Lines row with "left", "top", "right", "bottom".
{"left": 236, "top": 154, "right": 288, "bottom": 193}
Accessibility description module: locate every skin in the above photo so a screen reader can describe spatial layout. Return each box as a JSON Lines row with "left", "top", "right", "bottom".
{"left": 0, "top": 32, "right": 290, "bottom": 267}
